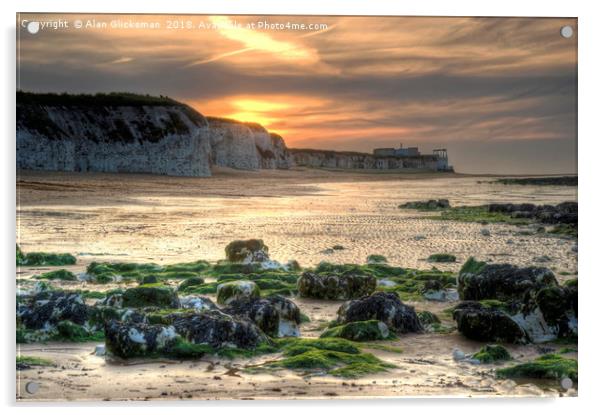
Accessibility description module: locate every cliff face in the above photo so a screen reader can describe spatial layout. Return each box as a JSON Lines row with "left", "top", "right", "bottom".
{"left": 16, "top": 92, "right": 292, "bottom": 176}
{"left": 17, "top": 92, "right": 444, "bottom": 177}
{"left": 206, "top": 118, "right": 292, "bottom": 170}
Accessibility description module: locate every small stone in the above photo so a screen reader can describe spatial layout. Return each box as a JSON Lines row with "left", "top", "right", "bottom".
{"left": 94, "top": 344, "right": 106, "bottom": 356}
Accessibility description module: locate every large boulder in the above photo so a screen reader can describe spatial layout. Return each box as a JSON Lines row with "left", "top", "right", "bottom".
{"left": 453, "top": 301, "right": 527, "bottom": 344}
{"left": 170, "top": 310, "right": 268, "bottom": 349}
{"left": 513, "top": 284, "right": 578, "bottom": 342}
{"left": 225, "top": 239, "right": 269, "bottom": 263}
{"left": 104, "top": 320, "right": 178, "bottom": 358}
{"left": 297, "top": 272, "right": 376, "bottom": 300}
{"left": 336, "top": 292, "right": 422, "bottom": 334}
{"left": 18, "top": 291, "right": 89, "bottom": 330}
{"left": 216, "top": 280, "right": 260, "bottom": 305}
{"left": 458, "top": 258, "right": 558, "bottom": 302}
{"left": 121, "top": 286, "right": 180, "bottom": 308}
{"left": 224, "top": 295, "right": 301, "bottom": 337}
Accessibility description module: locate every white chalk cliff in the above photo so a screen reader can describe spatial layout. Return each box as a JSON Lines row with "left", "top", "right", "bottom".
{"left": 17, "top": 92, "right": 292, "bottom": 177}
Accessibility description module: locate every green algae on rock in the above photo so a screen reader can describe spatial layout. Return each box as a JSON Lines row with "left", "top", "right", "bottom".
{"left": 417, "top": 310, "right": 441, "bottom": 326}
{"left": 33, "top": 269, "right": 77, "bottom": 281}
{"left": 84, "top": 260, "right": 208, "bottom": 284}
{"left": 121, "top": 285, "right": 180, "bottom": 308}
{"left": 56, "top": 320, "right": 104, "bottom": 342}
{"left": 427, "top": 253, "right": 456, "bottom": 263}
{"left": 265, "top": 337, "right": 395, "bottom": 378}
{"left": 320, "top": 320, "right": 391, "bottom": 342}
{"left": 496, "top": 354, "right": 577, "bottom": 382}
{"left": 16, "top": 355, "right": 53, "bottom": 369}
{"left": 398, "top": 199, "right": 450, "bottom": 210}
{"left": 297, "top": 271, "right": 376, "bottom": 300}
{"left": 177, "top": 276, "right": 205, "bottom": 291}
{"left": 472, "top": 344, "right": 512, "bottom": 363}
{"left": 16, "top": 245, "right": 76, "bottom": 266}
{"left": 216, "top": 280, "right": 260, "bottom": 305}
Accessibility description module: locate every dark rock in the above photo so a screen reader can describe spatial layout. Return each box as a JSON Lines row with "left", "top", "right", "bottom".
{"left": 487, "top": 201, "right": 577, "bottom": 227}
{"left": 399, "top": 199, "right": 450, "bottom": 210}
{"left": 224, "top": 295, "right": 301, "bottom": 337}
{"left": 453, "top": 301, "right": 527, "bottom": 344}
{"left": 336, "top": 292, "right": 422, "bottom": 334}
{"left": 121, "top": 286, "right": 180, "bottom": 308}
{"left": 516, "top": 284, "right": 578, "bottom": 341}
{"left": 225, "top": 239, "right": 269, "bottom": 263}
{"left": 297, "top": 272, "right": 376, "bottom": 300}
{"left": 104, "top": 320, "right": 178, "bottom": 358}
{"left": 458, "top": 260, "right": 558, "bottom": 302}
{"left": 18, "top": 291, "right": 89, "bottom": 330}
{"left": 141, "top": 275, "right": 159, "bottom": 284}
{"left": 171, "top": 310, "right": 268, "bottom": 349}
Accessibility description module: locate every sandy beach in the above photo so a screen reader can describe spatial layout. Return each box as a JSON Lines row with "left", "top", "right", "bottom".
{"left": 16, "top": 168, "right": 578, "bottom": 401}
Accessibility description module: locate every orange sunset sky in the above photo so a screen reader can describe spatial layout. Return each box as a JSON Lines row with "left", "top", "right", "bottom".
{"left": 17, "top": 14, "right": 577, "bottom": 173}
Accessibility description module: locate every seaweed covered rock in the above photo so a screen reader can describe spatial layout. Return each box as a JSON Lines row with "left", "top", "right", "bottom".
{"left": 472, "top": 344, "right": 512, "bottom": 363}
{"left": 321, "top": 320, "right": 390, "bottom": 341}
{"left": 297, "top": 272, "right": 376, "bottom": 300}
{"left": 18, "top": 291, "right": 89, "bottom": 330}
{"left": 427, "top": 253, "right": 456, "bottom": 263}
{"left": 16, "top": 245, "right": 76, "bottom": 266}
{"left": 417, "top": 310, "right": 441, "bottom": 326}
{"left": 399, "top": 199, "right": 450, "bottom": 210}
{"left": 121, "top": 286, "right": 180, "bottom": 308}
{"left": 104, "top": 320, "right": 178, "bottom": 358}
{"left": 453, "top": 301, "right": 527, "bottom": 344}
{"left": 488, "top": 201, "right": 577, "bottom": 226}
{"left": 336, "top": 292, "right": 422, "bottom": 334}
{"left": 216, "top": 280, "right": 260, "bottom": 305}
{"left": 171, "top": 310, "right": 268, "bottom": 349}
{"left": 33, "top": 269, "right": 77, "bottom": 281}
{"left": 497, "top": 353, "right": 577, "bottom": 382}
{"left": 224, "top": 295, "right": 301, "bottom": 337}
{"left": 458, "top": 258, "right": 558, "bottom": 302}
{"left": 178, "top": 277, "right": 205, "bottom": 292}
{"left": 225, "top": 239, "right": 270, "bottom": 263}
{"left": 513, "top": 284, "right": 578, "bottom": 342}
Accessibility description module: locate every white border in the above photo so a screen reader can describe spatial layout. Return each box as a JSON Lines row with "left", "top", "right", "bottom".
{"left": 2, "top": 0, "right": 601, "bottom": 413}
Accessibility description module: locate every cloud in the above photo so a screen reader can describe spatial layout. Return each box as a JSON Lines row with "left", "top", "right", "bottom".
{"left": 16, "top": 14, "right": 577, "bottom": 173}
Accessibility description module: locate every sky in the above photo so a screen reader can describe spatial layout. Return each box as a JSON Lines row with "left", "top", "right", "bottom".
{"left": 17, "top": 14, "right": 577, "bottom": 174}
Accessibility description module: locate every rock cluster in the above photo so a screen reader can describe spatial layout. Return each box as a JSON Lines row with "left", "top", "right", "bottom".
{"left": 487, "top": 202, "right": 577, "bottom": 226}
{"left": 399, "top": 199, "right": 450, "bottom": 210}
{"left": 454, "top": 258, "right": 577, "bottom": 343}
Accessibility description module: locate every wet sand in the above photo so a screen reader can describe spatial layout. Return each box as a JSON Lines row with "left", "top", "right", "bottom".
{"left": 16, "top": 168, "right": 578, "bottom": 400}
